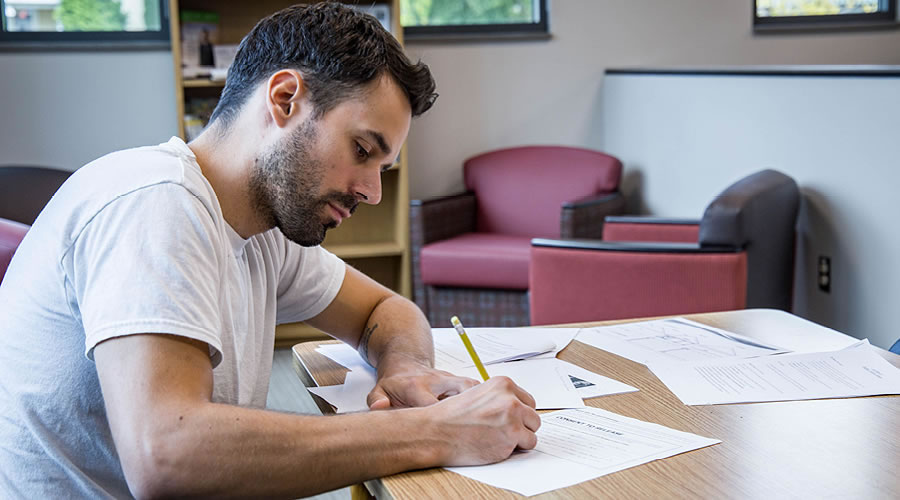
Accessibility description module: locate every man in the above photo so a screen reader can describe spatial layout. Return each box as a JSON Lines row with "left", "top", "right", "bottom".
{"left": 0, "top": 3, "right": 539, "bottom": 497}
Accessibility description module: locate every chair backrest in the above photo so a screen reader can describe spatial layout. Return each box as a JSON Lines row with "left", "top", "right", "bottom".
{"left": 0, "top": 217, "right": 29, "bottom": 284}
{"left": 464, "top": 146, "right": 621, "bottom": 239}
{"left": 0, "top": 166, "right": 72, "bottom": 225}
{"left": 699, "top": 169, "right": 800, "bottom": 310}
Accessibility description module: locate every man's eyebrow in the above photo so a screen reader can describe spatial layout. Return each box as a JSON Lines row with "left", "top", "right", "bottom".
{"left": 362, "top": 129, "right": 392, "bottom": 158}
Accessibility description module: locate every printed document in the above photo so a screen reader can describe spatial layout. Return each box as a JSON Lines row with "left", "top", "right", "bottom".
{"left": 649, "top": 340, "right": 900, "bottom": 405}
{"left": 576, "top": 318, "right": 788, "bottom": 366}
{"left": 310, "top": 356, "right": 586, "bottom": 411}
{"left": 432, "top": 327, "right": 579, "bottom": 370}
{"left": 446, "top": 407, "right": 720, "bottom": 496}
{"left": 554, "top": 359, "right": 637, "bottom": 399}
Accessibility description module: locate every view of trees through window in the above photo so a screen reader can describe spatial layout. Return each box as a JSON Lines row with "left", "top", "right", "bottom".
{"left": 756, "top": 0, "right": 884, "bottom": 17}
{"left": 2, "top": 0, "right": 161, "bottom": 32}
{"left": 401, "top": 0, "right": 537, "bottom": 26}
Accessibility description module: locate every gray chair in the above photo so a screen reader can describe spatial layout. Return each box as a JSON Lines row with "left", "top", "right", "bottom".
{"left": 0, "top": 166, "right": 72, "bottom": 225}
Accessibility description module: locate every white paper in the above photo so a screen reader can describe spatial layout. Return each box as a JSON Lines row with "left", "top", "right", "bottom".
{"left": 649, "top": 340, "right": 900, "bottom": 405}
{"left": 554, "top": 359, "right": 638, "bottom": 399}
{"left": 576, "top": 317, "right": 788, "bottom": 366}
{"left": 455, "top": 358, "right": 585, "bottom": 409}
{"left": 312, "top": 343, "right": 636, "bottom": 410}
{"left": 308, "top": 369, "right": 376, "bottom": 413}
{"left": 433, "top": 327, "right": 579, "bottom": 370}
{"left": 310, "top": 357, "right": 585, "bottom": 411}
{"left": 315, "top": 344, "right": 373, "bottom": 374}
{"left": 446, "top": 407, "right": 720, "bottom": 496}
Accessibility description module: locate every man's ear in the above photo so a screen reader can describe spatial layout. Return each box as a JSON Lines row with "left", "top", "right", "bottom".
{"left": 266, "top": 69, "right": 308, "bottom": 128}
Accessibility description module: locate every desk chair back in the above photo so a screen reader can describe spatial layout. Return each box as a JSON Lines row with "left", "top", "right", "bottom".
{"left": 0, "top": 166, "right": 72, "bottom": 225}
{"left": 699, "top": 169, "right": 799, "bottom": 310}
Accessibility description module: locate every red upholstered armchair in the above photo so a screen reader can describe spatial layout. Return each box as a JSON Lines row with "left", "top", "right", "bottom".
{"left": 0, "top": 218, "right": 29, "bottom": 284}
{"left": 411, "top": 146, "right": 625, "bottom": 327}
{"left": 529, "top": 169, "right": 800, "bottom": 325}
{"left": 0, "top": 166, "right": 71, "bottom": 225}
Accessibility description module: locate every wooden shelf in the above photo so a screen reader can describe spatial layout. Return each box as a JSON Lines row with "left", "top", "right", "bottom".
{"left": 325, "top": 242, "right": 404, "bottom": 259}
{"left": 183, "top": 78, "right": 226, "bottom": 88}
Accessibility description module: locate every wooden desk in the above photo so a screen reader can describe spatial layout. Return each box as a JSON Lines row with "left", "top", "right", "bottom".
{"left": 292, "top": 309, "right": 900, "bottom": 498}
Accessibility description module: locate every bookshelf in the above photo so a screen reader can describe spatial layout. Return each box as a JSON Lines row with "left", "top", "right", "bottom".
{"left": 168, "top": 0, "right": 410, "bottom": 347}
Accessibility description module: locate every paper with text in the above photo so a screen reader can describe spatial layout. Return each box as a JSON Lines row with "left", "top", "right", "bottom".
{"left": 576, "top": 318, "right": 788, "bottom": 366}
{"left": 309, "top": 356, "right": 585, "bottom": 411}
{"left": 433, "top": 327, "right": 579, "bottom": 370}
{"left": 554, "top": 359, "right": 638, "bottom": 399}
{"left": 649, "top": 340, "right": 900, "bottom": 405}
{"left": 446, "top": 407, "right": 720, "bottom": 496}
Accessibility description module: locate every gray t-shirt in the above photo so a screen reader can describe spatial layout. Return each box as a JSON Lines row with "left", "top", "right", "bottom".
{"left": 0, "top": 137, "right": 345, "bottom": 497}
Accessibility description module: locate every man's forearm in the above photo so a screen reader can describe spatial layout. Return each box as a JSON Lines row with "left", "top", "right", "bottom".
{"left": 126, "top": 402, "right": 443, "bottom": 498}
{"left": 357, "top": 294, "right": 434, "bottom": 370}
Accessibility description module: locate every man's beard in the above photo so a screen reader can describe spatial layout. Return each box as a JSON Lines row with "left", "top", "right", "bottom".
{"left": 249, "top": 119, "right": 358, "bottom": 247}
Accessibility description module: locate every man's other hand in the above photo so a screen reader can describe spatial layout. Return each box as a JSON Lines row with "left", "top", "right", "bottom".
{"left": 366, "top": 353, "right": 478, "bottom": 409}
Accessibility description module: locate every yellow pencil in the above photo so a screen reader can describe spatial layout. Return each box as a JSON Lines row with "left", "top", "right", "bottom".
{"left": 450, "top": 315, "right": 490, "bottom": 381}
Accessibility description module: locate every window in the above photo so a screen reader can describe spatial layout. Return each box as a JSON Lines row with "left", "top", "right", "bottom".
{"left": 754, "top": 0, "right": 897, "bottom": 30}
{"left": 401, "top": 0, "right": 549, "bottom": 40}
{"left": 1, "top": 0, "right": 169, "bottom": 46}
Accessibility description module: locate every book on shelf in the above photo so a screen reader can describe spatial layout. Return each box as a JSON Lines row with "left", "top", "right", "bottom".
{"left": 180, "top": 10, "right": 219, "bottom": 76}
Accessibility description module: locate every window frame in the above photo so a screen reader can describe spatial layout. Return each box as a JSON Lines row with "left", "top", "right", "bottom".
{"left": 0, "top": 0, "right": 171, "bottom": 48}
{"left": 402, "top": 0, "right": 549, "bottom": 41}
{"left": 753, "top": 0, "right": 898, "bottom": 31}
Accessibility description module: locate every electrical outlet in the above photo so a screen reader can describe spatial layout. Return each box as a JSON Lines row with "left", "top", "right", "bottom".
{"left": 818, "top": 256, "right": 831, "bottom": 293}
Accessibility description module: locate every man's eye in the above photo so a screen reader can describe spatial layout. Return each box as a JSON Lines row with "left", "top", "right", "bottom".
{"left": 355, "top": 143, "right": 370, "bottom": 160}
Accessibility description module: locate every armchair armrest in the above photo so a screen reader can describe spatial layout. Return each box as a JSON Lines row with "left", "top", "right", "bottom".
{"left": 410, "top": 192, "right": 477, "bottom": 246}
{"left": 531, "top": 238, "right": 740, "bottom": 253}
{"left": 529, "top": 239, "right": 747, "bottom": 325}
{"left": 410, "top": 192, "right": 477, "bottom": 313}
{"left": 602, "top": 216, "right": 701, "bottom": 243}
{"left": 559, "top": 191, "right": 626, "bottom": 239}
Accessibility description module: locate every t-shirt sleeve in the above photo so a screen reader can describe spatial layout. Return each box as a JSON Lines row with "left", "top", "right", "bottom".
{"left": 273, "top": 233, "right": 346, "bottom": 325}
{"left": 68, "top": 183, "right": 225, "bottom": 365}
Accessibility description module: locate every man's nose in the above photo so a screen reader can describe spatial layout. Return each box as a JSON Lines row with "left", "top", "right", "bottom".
{"left": 354, "top": 168, "right": 382, "bottom": 205}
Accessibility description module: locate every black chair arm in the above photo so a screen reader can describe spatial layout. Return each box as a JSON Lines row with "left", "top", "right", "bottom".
{"left": 560, "top": 191, "right": 626, "bottom": 239}
{"left": 531, "top": 238, "right": 741, "bottom": 254}
{"left": 604, "top": 215, "right": 701, "bottom": 226}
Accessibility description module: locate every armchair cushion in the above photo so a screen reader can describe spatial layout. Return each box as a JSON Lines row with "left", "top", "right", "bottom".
{"left": 420, "top": 233, "right": 531, "bottom": 290}
{"left": 464, "top": 146, "right": 622, "bottom": 238}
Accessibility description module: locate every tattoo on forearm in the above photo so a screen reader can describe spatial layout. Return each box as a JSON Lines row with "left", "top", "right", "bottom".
{"left": 359, "top": 323, "right": 378, "bottom": 361}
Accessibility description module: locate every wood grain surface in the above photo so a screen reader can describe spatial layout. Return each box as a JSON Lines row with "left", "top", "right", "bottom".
{"left": 292, "top": 309, "right": 900, "bottom": 499}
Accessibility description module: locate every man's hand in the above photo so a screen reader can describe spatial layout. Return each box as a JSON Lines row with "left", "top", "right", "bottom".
{"left": 367, "top": 352, "right": 479, "bottom": 409}
{"left": 423, "top": 376, "right": 542, "bottom": 466}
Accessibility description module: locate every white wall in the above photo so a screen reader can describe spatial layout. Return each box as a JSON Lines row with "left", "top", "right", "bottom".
{"left": 0, "top": 51, "right": 177, "bottom": 171}
{"left": 405, "top": 0, "right": 900, "bottom": 199}
{"left": 601, "top": 71, "right": 900, "bottom": 349}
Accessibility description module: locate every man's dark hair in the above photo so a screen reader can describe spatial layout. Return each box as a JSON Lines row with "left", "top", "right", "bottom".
{"left": 209, "top": 2, "right": 437, "bottom": 128}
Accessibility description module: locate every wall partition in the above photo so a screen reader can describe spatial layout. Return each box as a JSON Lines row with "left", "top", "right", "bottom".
{"left": 600, "top": 66, "right": 900, "bottom": 349}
